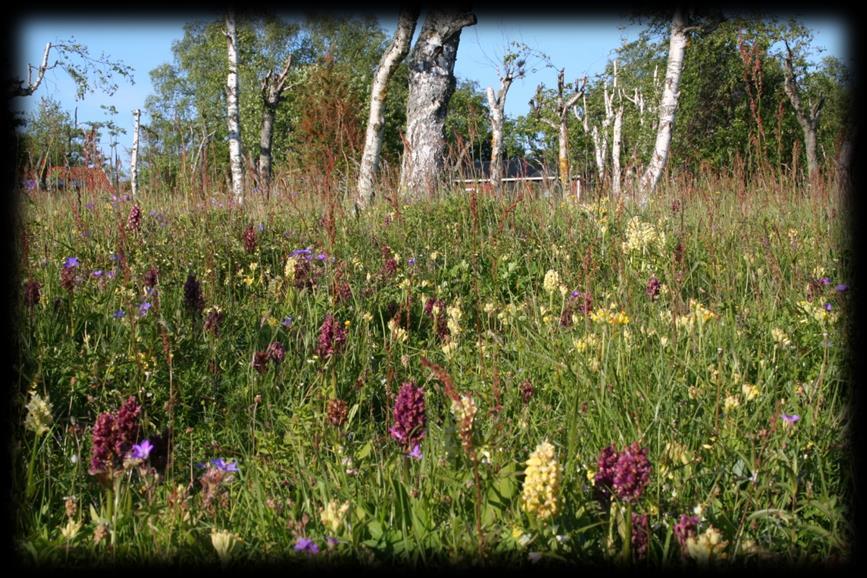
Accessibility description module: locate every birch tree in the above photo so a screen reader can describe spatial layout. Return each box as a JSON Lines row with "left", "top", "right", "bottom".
{"left": 399, "top": 8, "right": 477, "bottom": 198}
{"left": 11, "top": 40, "right": 133, "bottom": 100}
{"left": 638, "top": 9, "right": 689, "bottom": 205}
{"left": 258, "top": 53, "right": 294, "bottom": 197}
{"left": 782, "top": 39, "right": 825, "bottom": 182}
{"left": 356, "top": 7, "right": 419, "bottom": 210}
{"left": 225, "top": 10, "right": 244, "bottom": 204}
{"left": 485, "top": 43, "right": 530, "bottom": 192}
{"left": 531, "top": 69, "right": 586, "bottom": 196}
{"left": 130, "top": 109, "right": 141, "bottom": 196}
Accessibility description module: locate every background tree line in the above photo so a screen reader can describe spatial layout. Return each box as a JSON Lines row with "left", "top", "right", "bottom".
{"left": 15, "top": 11, "right": 851, "bottom": 199}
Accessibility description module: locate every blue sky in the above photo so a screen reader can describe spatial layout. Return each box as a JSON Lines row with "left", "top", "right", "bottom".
{"left": 14, "top": 12, "right": 850, "bottom": 169}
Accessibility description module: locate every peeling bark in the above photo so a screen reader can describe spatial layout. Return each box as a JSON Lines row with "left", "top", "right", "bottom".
{"left": 535, "top": 69, "right": 585, "bottom": 197}
{"left": 259, "top": 54, "right": 294, "bottom": 197}
{"left": 638, "top": 9, "right": 688, "bottom": 205}
{"left": 612, "top": 104, "right": 623, "bottom": 197}
{"left": 357, "top": 7, "right": 419, "bottom": 209}
{"left": 226, "top": 11, "right": 244, "bottom": 205}
{"left": 399, "top": 8, "right": 477, "bottom": 198}
{"left": 131, "top": 109, "right": 141, "bottom": 196}
{"left": 485, "top": 50, "right": 522, "bottom": 192}
{"left": 12, "top": 42, "right": 52, "bottom": 97}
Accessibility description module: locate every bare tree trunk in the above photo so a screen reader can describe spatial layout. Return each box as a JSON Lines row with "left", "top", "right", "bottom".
{"left": 487, "top": 88, "right": 506, "bottom": 190}
{"left": 638, "top": 9, "right": 688, "bottom": 205}
{"left": 782, "top": 40, "right": 825, "bottom": 182}
{"left": 357, "top": 8, "right": 419, "bottom": 209}
{"left": 130, "top": 109, "right": 141, "bottom": 196}
{"left": 557, "top": 120, "right": 570, "bottom": 194}
{"left": 399, "top": 9, "right": 477, "bottom": 198}
{"left": 13, "top": 42, "right": 52, "bottom": 97}
{"left": 258, "top": 55, "right": 293, "bottom": 198}
{"left": 612, "top": 104, "right": 623, "bottom": 197}
{"left": 535, "top": 70, "right": 585, "bottom": 197}
{"left": 225, "top": 11, "right": 244, "bottom": 205}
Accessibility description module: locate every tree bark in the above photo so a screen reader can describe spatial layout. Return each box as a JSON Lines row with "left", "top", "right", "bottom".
{"left": 130, "top": 109, "right": 141, "bottom": 196}
{"left": 225, "top": 11, "right": 244, "bottom": 205}
{"left": 258, "top": 55, "right": 293, "bottom": 198}
{"left": 487, "top": 85, "right": 506, "bottom": 190}
{"left": 638, "top": 9, "right": 688, "bottom": 205}
{"left": 782, "top": 40, "right": 824, "bottom": 182}
{"left": 612, "top": 104, "right": 623, "bottom": 197}
{"left": 357, "top": 7, "right": 419, "bottom": 209}
{"left": 12, "top": 42, "right": 52, "bottom": 97}
{"left": 399, "top": 8, "right": 477, "bottom": 198}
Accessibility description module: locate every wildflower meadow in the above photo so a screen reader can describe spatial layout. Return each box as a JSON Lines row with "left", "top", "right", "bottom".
{"left": 13, "top": 180, "right": 853, "bottom": 567}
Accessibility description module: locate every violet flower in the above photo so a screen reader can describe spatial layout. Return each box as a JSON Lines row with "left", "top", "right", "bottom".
{"left": 128, "top": 439, "right": 153, "bottom": 461}
{"left": 780, "top": 413, "right": 800, "bottom": 426}
{"left": 294, "top": 537, "right": 319, "bottom": 555}
{"left": 389, "top": 382, "right": 426, "bottom": 451}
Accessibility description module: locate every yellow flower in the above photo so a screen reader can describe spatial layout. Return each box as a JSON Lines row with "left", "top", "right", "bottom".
{"left": 742, "top": 383, "right": 760, "bottom": 401}
{"left": 686, "top": 526, "right": 729, "bottom": 564}
{"left": 284, "top": 256, "right": 299, "bottom": 279}
{"left": 211, "top": 529, "right": 241, "bottom": 564}
{"left": 320, "top": 500, "right": 350, "bottom": 535}
{"left": 60, "top": 519, "right": 82, "bottom": 541}
{"left": 521, "top": 440, "right": 561, "bottom": 521}
{"left": 25, "top": 391, "right": 53, "bottom": 436}
{"left": 442, "top": 341, "right": 458, "bottom": 359}
{"left": 362, "top": 312, "right": 373, "bottom": 323}
{"left": 543, "top": 270, "right": 561, "bottom": 295}
{"left": 723, "top": 395, "right": 740, "bottom": 413}
{"left": 771, "top": 328, "right": 791, "bottom": 348}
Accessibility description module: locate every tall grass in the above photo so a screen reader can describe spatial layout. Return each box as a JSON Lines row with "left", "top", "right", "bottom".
{"left": 13, "top": 174, "right": 852, "bottom": 566}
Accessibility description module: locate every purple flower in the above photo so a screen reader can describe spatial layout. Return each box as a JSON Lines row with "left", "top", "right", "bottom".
{"left": 317, "top": 314, "right": 347, "bottom": 358}
{"left": 23, "top": 179, "right": 36, "bottom": 191}
{"left": 257, "top": 223, "right": 265, "bottom": 233}
{"left": 138, "top": 302, "right": 152, "bottom": 317}
{"left": 780, "top": 413, "right": 800, "bottom": 426}
{"left": 128, "top": 439, "right": 153, "bottom": 461}
{"left": 315, "top": 252, "right": 327, "bottom": 261}
{"left": 109, "top": 253, "right": 119, "bottom": 262}
{"left": 92, "top": 270, "right": 104, "bottom": 278}
{"left": 266, "top": 341, "right": 286, "bottom": 364}
{"left": 107, "top": 271, "right": 116, "bottom": 279}
{"left": 24, "top": 280, "right": 41, "bottom": 308}
{"left": 674, "top": 514, "right": 699, "bottom": 551}
{"left": 127, "top": 204, "right": 142, "bottom": 231}
{"left": 89, "top": 397, "right": 141, "bottom": 476}
{"left": 824, "top": 302, "right": 832, "bottom": 312}
{"left": 408, "top": 257, "right": 416, "bottom": 266}
{"left": 612, "top": 442, "right": 652, "bottom": 503}
{"left": 408, "top": 444, "right": 423, "bottom": 460}
{"left": 835, "top": 283, "right": 848, "bottom": 293}
{"left": 389, "top": 382, "right": 426, "bottom": 451}
{"left": 818, "top": 277, "right": 832, "bottom": 286}
{"left": 210, "top": 458, "right": 239, "bottom": 473}
{"left": 183, "top": 272, "right": 205, "bottom": 315}
{"left": 646, "top": 276, "right": 661, "bottom": 300}
{"left": 594, "top": 444, "right": 620, "bottom": 499}
{"left": 294, "top": 537, "right": 319, "bottom": 555}
{"left": 631, "top": 512, "right": 650, "bottom": 560}
{"left": 64, "top": 257, "right": 80, "bottom": 269}
{"left": 113, "top": 309, "right": 126, "bottom": 319}
{"left": 281, "top": 315, "right": 294, "bottom": 328}
{"left": 291, "top": 247, "right": 313, "bottom": 260}
{"left": 85, "top": 202, "right": 94, "bottom": 210}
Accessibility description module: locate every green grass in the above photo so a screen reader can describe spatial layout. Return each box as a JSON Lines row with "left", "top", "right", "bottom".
{"left": 13, "top": 182, "right": 853, "bottom": 566}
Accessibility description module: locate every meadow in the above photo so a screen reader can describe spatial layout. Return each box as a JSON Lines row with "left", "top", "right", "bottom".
{"left": 13, "top": 178, "right": 853, "bottom": 567}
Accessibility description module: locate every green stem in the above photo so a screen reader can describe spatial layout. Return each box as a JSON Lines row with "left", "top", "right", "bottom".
{"left": 621, "top": 501, "right": 632, "bottom": 564}
{"left": 25, "top": 434, "right": 42, "bottom": 501}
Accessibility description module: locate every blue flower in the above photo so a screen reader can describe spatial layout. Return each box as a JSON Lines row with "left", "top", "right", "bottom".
{"left": 92, "top": 270, "right": 104, "bottom": 278}
{"left": 316, "top": 252, "right": 328, "bottom": 261}
{"left": 113, "top": 309, "right": 126, "bottom": 319}
{"left": 210, "top": 458, "right": 239, "bottom": 473}
{"left": 824, "top": 302, "right": 833, "bottom": 312}
{"left": 407, "top": 444, "right": 423, "bottom": 460}
{"left": 281, "top": 315, "right": 294, "bottom": 328}
{"left": 408, "top": 257, "right": 416, "bottom": 266}
{"left": 128, "top": 439, "right": 153, "bottom": 461}
{"left": 780, "top": 413, "right": 800, "bottom": 426}
{"left": 138, "top": 302, "right": 152, "bottom": 317}
{"left": 835, "top": 283, "right": 848, "bottom": 293}
{"left": 294, "top": 537, "right": 319, "bottom": 555}
{"left": 63, "top": 257, "right": 80, "bottom": 269}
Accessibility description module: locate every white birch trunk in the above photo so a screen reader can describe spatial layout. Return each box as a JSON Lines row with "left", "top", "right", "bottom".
{"left": 638, "top": 9, "right": 688, "bottom": 205}
{"left": 486, "top": 73, "right": 512, "bottom": 192}
{"left": 400, "top": 9, "right": 476, "bottom": 198}
{"left": 357, "top": 8, "right": 418, "bottom": 209}
{"left": 130, "top": 109, "right": 140, "bottom": 196}
{"left": 225, "top": 11, "right": 244, "bottom": 205}
{"left": 612, "top": 104, "right": 623, "bottom": 197}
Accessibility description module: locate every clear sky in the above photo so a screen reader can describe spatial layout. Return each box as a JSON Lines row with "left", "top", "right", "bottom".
{"left": 14, "top": 12, "right": 850, "bottom": 170}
